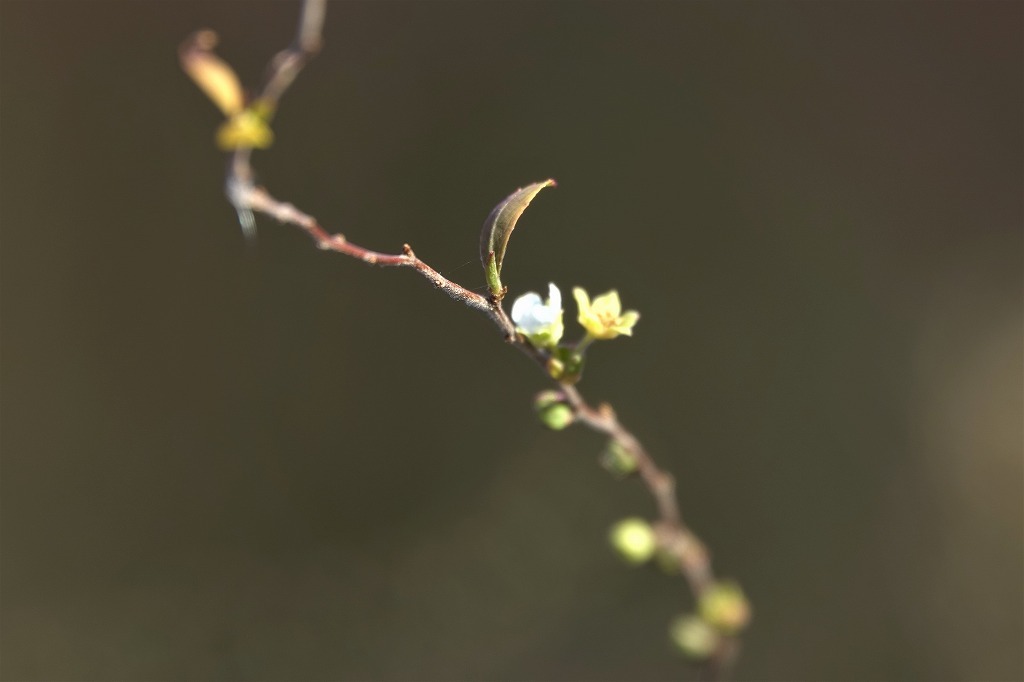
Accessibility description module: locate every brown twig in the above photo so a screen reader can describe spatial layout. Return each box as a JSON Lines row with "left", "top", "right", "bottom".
{"left": 560, "top": 384, "right": 713, "bottom": 594}
{"left": 238, "top": 185, "right": 515, "bottom": 337}
{"left": 184, "top": 1, "right": 743, "bottom": 678}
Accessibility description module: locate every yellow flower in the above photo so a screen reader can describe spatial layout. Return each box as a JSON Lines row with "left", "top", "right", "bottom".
{"left": 573, "top": 287, "right": 640, "bottom": 340}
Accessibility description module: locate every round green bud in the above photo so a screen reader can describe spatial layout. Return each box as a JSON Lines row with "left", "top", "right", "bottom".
{"left": 609, "top": 517, "right": 657, "bottom": 565}
{"left": 537, "top": 403, "right": 574, "bottom": 430}
{"left": 669, "top": 614, "right": 719, "bottom": 660}
{"left": 699, "top": 581, "right": 751, "bottom": 634}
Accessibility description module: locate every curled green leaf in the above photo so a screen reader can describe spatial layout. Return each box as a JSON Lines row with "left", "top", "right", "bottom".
{"left": 479, "top": 179, "right": 556, "bottom": 295}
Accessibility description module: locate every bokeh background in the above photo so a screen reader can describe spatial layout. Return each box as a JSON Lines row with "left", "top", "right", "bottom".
{"left": 2, "top": 2, "right": 1021, "bottom": 680}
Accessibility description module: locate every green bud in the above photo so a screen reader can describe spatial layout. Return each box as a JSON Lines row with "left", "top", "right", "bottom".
{"left": 546, "top": 356, "right": 566, "bottom": 380}
{"left": 669, "top": 614, "right": 720, "bottom": 660}
{"left": 699, "top": 581, "right": 751, "bottom": 634}
{"left": 534, "top": 392, "right": 573, "bottom": 430}
{"left": 547, "top": 346, "right": 584, "bottom": 384}
{"left": 609, "top": 517, "right": 657, "bottom": 565}
{"left": 599, "top": 441, "right": 637, "bottom": 478}
{"left": 537, "top": 403, "right": 573, "bottom": 430}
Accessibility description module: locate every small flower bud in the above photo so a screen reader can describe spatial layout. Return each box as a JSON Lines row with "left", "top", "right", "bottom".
{"left": 699, "top": 581, "right": 751, "bottom": 634}
{"left": 546, "top": 347, "right": 584, "bottom": 384}
{"left": 669, "top": 614, "right": 720, "bottom": 660}
{"left": 599, "top": 441, "right": 637, "bottom": 478}
{"left": 609, "top": 517, "right": 657, "bottom": 565}
{"left": 539, "top": 404, "right": 573, "bottom": 430}
{"left": 534, "top": 391, "right": 574, "bottom": 430}
{"left": 546, "top": 356, "right": 566, "bottom": 380}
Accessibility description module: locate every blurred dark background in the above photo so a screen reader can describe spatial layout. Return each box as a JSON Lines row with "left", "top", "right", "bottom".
{"left": 1, "top": 2, "right": 1021, "bottom": 680}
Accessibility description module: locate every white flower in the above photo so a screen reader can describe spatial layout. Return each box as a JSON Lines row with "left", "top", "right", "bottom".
{"left": 511, "top": 283, "right": 564, "bottom": 347}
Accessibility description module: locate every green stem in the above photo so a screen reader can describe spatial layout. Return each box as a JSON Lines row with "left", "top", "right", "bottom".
{"left": 575, "top": 334, "right": 596, "bottom": 354}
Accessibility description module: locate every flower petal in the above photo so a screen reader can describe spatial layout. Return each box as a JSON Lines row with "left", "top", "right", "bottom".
{"left": 617, "top": 310, "right": 640, "bottom": 333}
{"left": 592, "top": 289, "right": 622, "bottom": 317}
{"left": 573, "top": 287, "right": 591, "bottom": 315}
{"left": 511, "top": 287, "right": 565, "bottom": 346}
{"left": 547, "top": 283, "right": 562, "bottom": 311}
{"left": 549, "top": 310, "right": 564, "bottom": 345}
{"left": 511, "top": 292, "right": 542, "bottom": 327}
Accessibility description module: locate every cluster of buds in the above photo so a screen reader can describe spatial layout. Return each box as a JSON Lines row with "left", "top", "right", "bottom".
{"left": 608, "top": 515, "right": 751, "bottom": 660}
{"left": 669, "top": 581, "right": 752, "bottom": 659}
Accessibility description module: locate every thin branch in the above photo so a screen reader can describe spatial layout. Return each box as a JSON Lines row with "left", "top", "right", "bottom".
{"left": 238, "top": 185, "right": 514, "bottom": 337}
{"left": 232, "top": 173, "right": 739, "bottom": 676}
{"left": 260, "top": 0, "right": 325, "bottom": 105}
{"left": 225, "top": 0, "right": 325, "bottom": 239}
{"left": 560, "top": 383, "right": 714, "bottom": 597}
{"left": 192, "top": 0, "right": 742, "bottom": 678}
